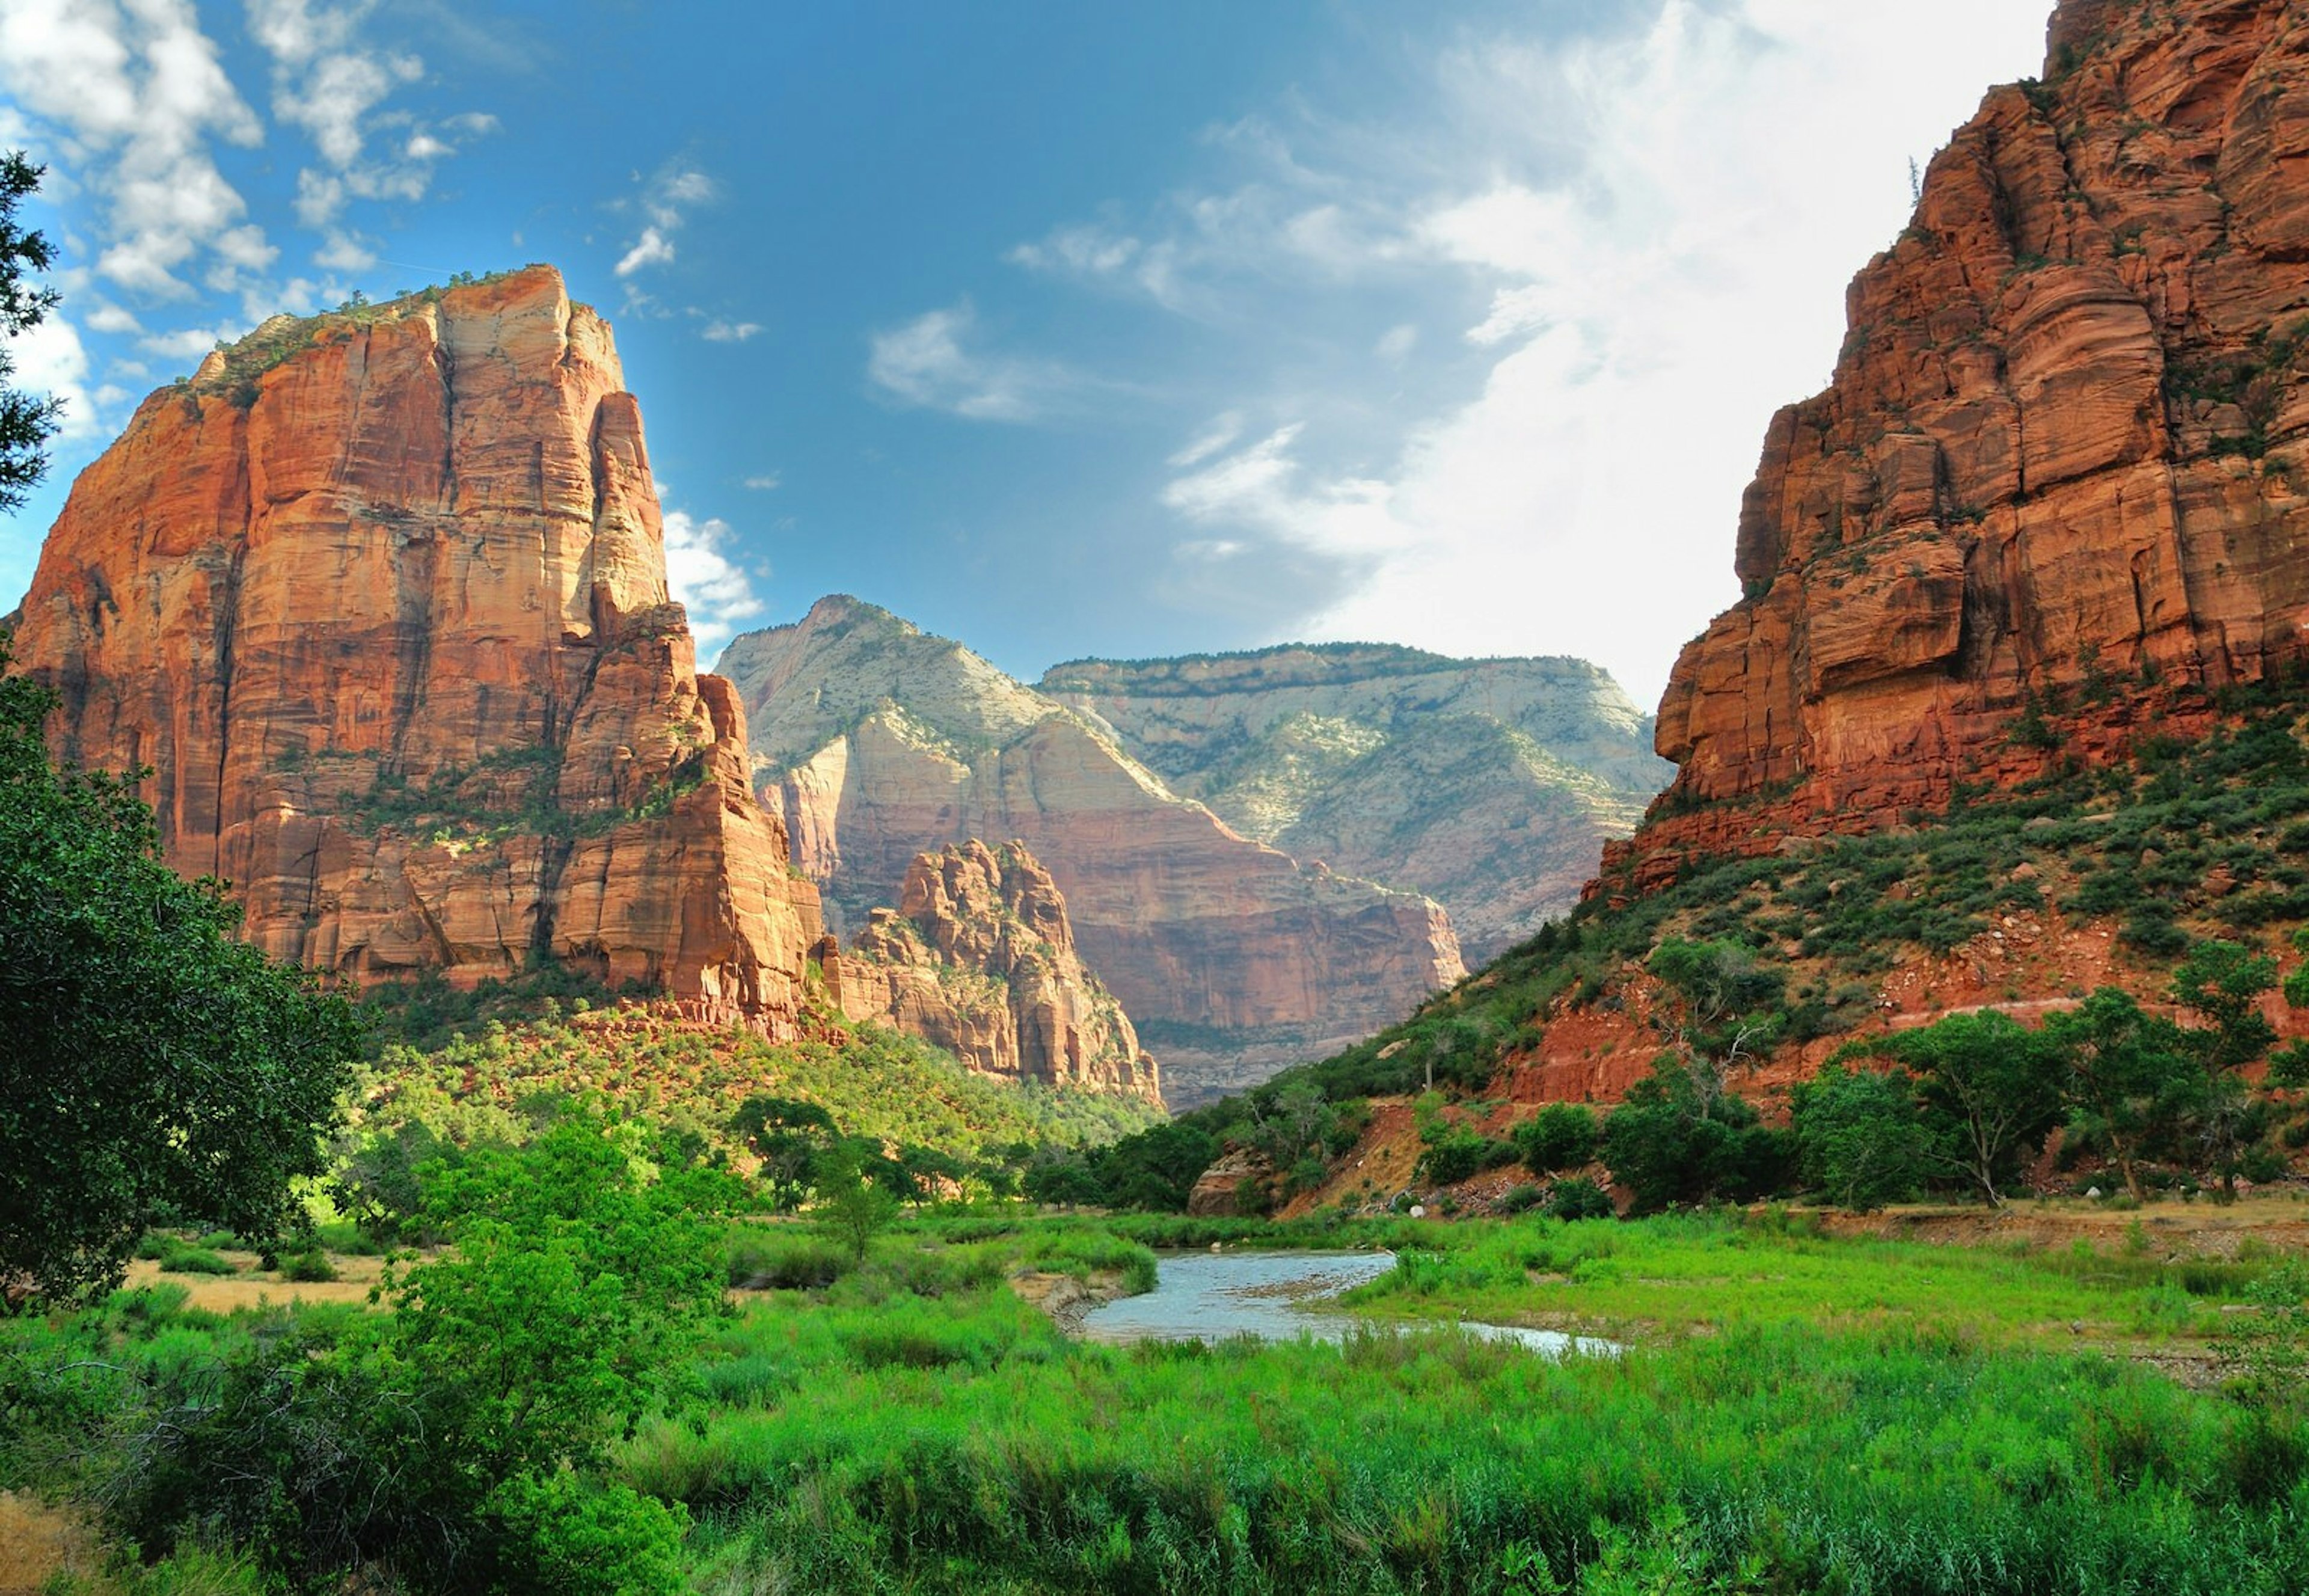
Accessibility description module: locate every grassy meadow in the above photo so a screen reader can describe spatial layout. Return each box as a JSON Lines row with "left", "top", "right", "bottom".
{"left": 8, "top": 1204, "right": 2309, "bottom": 1594}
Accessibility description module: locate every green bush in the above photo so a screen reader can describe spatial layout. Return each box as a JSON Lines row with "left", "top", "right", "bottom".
{"left": 1514, "top": 1103, "right": 1598, "bottom": 1176}
{"left": 158, "top": 1247, "right": 236, "bottom": 1277}
{"left": 1544, "top": 1178, "right": 1616, "bottom": 1221}
{"left": 280, "top": 1250, "right": 339, "bottom": 1283}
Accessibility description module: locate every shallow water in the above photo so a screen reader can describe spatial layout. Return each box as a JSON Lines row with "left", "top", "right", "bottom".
{"left": 1078, "top": 1249, "right": 1615, "bottom": 1358}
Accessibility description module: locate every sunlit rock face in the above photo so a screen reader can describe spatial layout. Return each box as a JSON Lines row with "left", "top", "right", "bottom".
{"left": 821, "top": 839, "right": 1164, "bottom": 1105}
{"left": 13, "top": 265, "right": 823, "bottom": 1031}
{"left": 1041, "top": 645, "right": 1670, "bottom": 965}
{"left": 1633, "top": 0, "right": 2309, "bottom": 881}
{"left": 720, "top": 597, "right": 1467, "bottom": 1107}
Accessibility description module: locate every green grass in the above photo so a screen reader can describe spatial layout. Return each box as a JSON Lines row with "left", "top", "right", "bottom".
{"left": 13, "top": 1215, "right": 2309, "bottom": 1594}
{"left": 634, "top": 1220, "right": 2309, "bottom": 1594}
{"left": 1329, "top": 1211, "right": 2268, "bottom": 1350}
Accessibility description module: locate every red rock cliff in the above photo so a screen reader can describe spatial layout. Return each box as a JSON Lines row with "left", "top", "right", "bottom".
{"left": 10, "top": 265, "right": 823, "bottom": 1028}
{"left": 1639, "top": 0, "right": 2309, "bottom": 878}
{"left": 820, "top": 840, "right": 1163, "bottom": 1105}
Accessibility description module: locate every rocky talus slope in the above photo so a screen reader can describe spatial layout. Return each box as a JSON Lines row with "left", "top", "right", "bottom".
{"left": 1041, "top": 646, "right": 1669, "bottom": 962}
{"left": 717, "top": 597, "right": 1466, "bottom": 1106}
{"left": 818, "top": 841, "right": 1162, "bottom": 1104}
{"left": 9, "top": 267, "right": 824, "bottom": 1031}
{"left": 1631, "top": 0, "right": 2309, "bottom": 890}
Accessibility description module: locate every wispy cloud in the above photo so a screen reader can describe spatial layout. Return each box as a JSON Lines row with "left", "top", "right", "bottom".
{"left": 866, "top": 300, "right": 1070, "bottom": 423}
{"left": 742, "top": 473, "right": 780, "bottom": 491}
{"left": 1126, "top": 0, "right": 2049, "bottom": 704}
{"left": 701, "top": 318, "right": 760, "bottom": 342}
{"left": 662, "top": 506, "right": 766, "bottom": 657}
{"left": 245, "top": 0, "right": 489, "bottom": 264}
{"left": 613, "top": 163, "right": 716, "bottom": 281}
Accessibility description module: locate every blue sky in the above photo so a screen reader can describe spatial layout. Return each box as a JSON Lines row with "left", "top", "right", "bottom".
{"left": 0, "top": 1, "right": 2052, "bottom": 706}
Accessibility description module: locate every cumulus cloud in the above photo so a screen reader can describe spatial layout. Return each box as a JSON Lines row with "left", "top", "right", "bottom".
{"left": 615, "top": 226, "right": 673, "bottom": 277}
{"left": 662, "top": 507, "right": 766, "bottom": 656}
{"left": 10, "top": 312, "right": 102, "bottom": 441}
{"left": 1135, "top": 0, "right": 2049, "bottom": 704}
{"left": 0, "top": 0, "right": 263, "bottom": 299}
{"left": 866, "top": 301, "right": 1068, "bottom": 422}
{"left": 701, "top": 318, "right": 761, "bottom": 342}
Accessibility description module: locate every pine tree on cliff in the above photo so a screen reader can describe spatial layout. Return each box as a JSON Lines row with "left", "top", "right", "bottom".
{"left": 0, "top": 152, "right": 61, "bottom": 512}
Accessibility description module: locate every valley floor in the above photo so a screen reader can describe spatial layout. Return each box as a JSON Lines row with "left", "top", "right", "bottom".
{"left": 8, "top": 1204, "right": 2308, "bottom": 1594}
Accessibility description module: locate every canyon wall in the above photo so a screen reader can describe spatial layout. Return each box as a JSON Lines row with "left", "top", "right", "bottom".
{"left": 822, "top": 840, "right": 1162, "bottom": 1104}
{"left": 1042, "top": 645, "right": 1669, "bottom": 962}
{"left": 1632, "top": 0, "right": 2309, "bottom": 883}
{"left": 9, "top": 266, "right": 824, "bottom": 1031}
{"left": 719, "top": 597, "right": 1466, "bottom": 1105}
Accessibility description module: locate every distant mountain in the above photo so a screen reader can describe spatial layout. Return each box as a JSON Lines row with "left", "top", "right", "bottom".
{"left": 1040, "top": 645, "right": 1670, "bottom": 962}
{"left": 717, "top": 597, "right": 1466, "bottom": 1106}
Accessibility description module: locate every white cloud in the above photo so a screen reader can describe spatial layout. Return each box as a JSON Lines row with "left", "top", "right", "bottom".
{"left": 615, "top": 226, "right": 673, "bottom": 277}
{"left": 662, "top": 507, "right": 766, "bottom": 656}
{"left": 701, "top": 318, "right": 761, "bottom": 342}
{"left": 612, "top": 165, "right": 717, "bottom": 283}
{"left": 84, "top": 302, "right": 143, "bottom": 335}
{"left": 140, "top": 321, "right": 246, "bottom": 363}
{"left": 1375, "top": 323, "right": 1418, "bottom": 361}
{"left": 866, "top": 301, "right": 1063, "bottom": 422}
{"left": 1168, "top": 411, "right": 1245, "bottom": 469}
{"left": 246, "top": 0, "right": 486, "bottom": 247}
{"left": 742, "top": 473, "right": 780, "bottom": 490}
{"left": 10, "top": 312, "right": 102, "bottom": 441}
{"left": 0, "top": 0, "right": 264, "bottom": 299}
{"left": 1143, "top": 0, "right": 2050, "bottom": 705}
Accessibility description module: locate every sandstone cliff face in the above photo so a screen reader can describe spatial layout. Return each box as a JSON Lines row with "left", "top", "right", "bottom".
{"left": 11, "top": 266, "right": 823, "bottom": 1029}
{"left": 1639, "top": 0, "right": 2309, "bottom": 881}
{"left": 717, "top": 597, "right": 1466, "bottom": 1106}
{"left": 1041, "top": 646, "right": 1670, "bottom": 962}
{"left": 821, "top": 840, "right": 1162, "bottom": 1104}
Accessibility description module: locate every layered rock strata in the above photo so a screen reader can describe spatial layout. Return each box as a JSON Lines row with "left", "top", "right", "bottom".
{"left": 1042, "top": 646, "right": 1670, "bottom": 962}
{"left": 818, "top": 840, "right": 1162, "bottom": 1103}
{"left": 10, "top": 266, "right": 823, "bottom": 1030}
{"left": 717, "top": 597, "right": 1466, "bottom": 1105}
{"left": 1631, "top": 0, "right": 2309, "bottom": 886}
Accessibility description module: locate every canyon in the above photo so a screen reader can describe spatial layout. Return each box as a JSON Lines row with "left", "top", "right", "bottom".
{"left": 717, "top": 597, "right": 1469, "bottom": 1106}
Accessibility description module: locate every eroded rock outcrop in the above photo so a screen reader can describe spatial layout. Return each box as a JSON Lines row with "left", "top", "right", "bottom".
{"left": 1041, "top": 646, "right": 1670, "bottom": 962}
{"left": 818, "top": 840, "right": 1162, "bottom": 1103}
{"left": 1630, "top": 0, "right": 2309, "bottom": 886}
{"left": 10, "top": 266, "right": 824, "bottom": 1029}
{"left": 718, "top": 597, "right": 1466, "bottom": 1106}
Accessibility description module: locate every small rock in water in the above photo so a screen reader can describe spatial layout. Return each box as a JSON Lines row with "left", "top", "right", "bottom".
{"left": 1210, "top": 1242, "right": 1222, "bottom": 1253}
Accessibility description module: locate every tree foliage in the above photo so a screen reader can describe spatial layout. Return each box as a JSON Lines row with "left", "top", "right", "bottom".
{"left": 1601, "top": 1054, "right": 1792, "bottom": 1215}
{"left": 1789, "top": 1064, "right": 1927, "bottom": 1211}
{"left": 1856, "top": 1011, "right": 2064, "bottom": 1206}
{"left": 0, "top": 152, "right": 61, "bottom": 512}
{"left": 1, "top": 648, "right": 358, "bottom": 1309}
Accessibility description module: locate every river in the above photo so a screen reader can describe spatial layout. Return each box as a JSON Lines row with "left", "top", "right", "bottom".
{"left": 1077, "top": 1249, "right": 1617, "bottom": 1357}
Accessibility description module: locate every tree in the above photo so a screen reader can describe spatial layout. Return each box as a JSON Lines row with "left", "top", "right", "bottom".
{"left": 2043, "top": 988, "right": 2196, "bottom": 1202}
{"left": 1862, "top": 1010, "right": 2064, "bottom": 1206}
{"left": 816, "top": 1146, "right": 899, "bottom": 1261}
{"left": 1, "top": 648, "right": 360, "bottom": 1309}
{"left": 731, "top": 1093, "right": 836, "bottom": 1212}
{"left": 0, "top": 152, "right": 61, "bottom": 512}
{"left": 2171, "top": 940, "right": 2281, "bottom": 1200}
{"left": 1789, "top": 1063, "right": 1927, "bottom": 1211}
{"left": 1600, "top": 1052, "right": 1792, "bottom": 1215}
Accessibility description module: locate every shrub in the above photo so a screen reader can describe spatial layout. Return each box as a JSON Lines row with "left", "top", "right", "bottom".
{"left": 1545, "top": 1178, "right": 1617, "bottom": 1221}
{"left": 159, "top": 1247, "right": 236, "bottom": 1277}
{"left": 1514, "top": 1103, "right": 1598, "bottom": 1176}
{"left": 280, "top": 1251, "right": 339, "bottom": 1283}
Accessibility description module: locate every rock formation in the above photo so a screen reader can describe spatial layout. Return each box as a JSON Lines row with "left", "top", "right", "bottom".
{"left": 1041, "top": 646, "right": 1670, "bottom": 962}
{"left": 1632, "top": 0, "right": 2309, "bottom": 885}
{"left": 717, "top": 597, "right": 1466, "bottom": 1105}
{"left": 819, "top": 840, "right": 1162, "bottom": 1104}
{"left": 8, "top": 266, "right": 824, "bottom": 1031}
